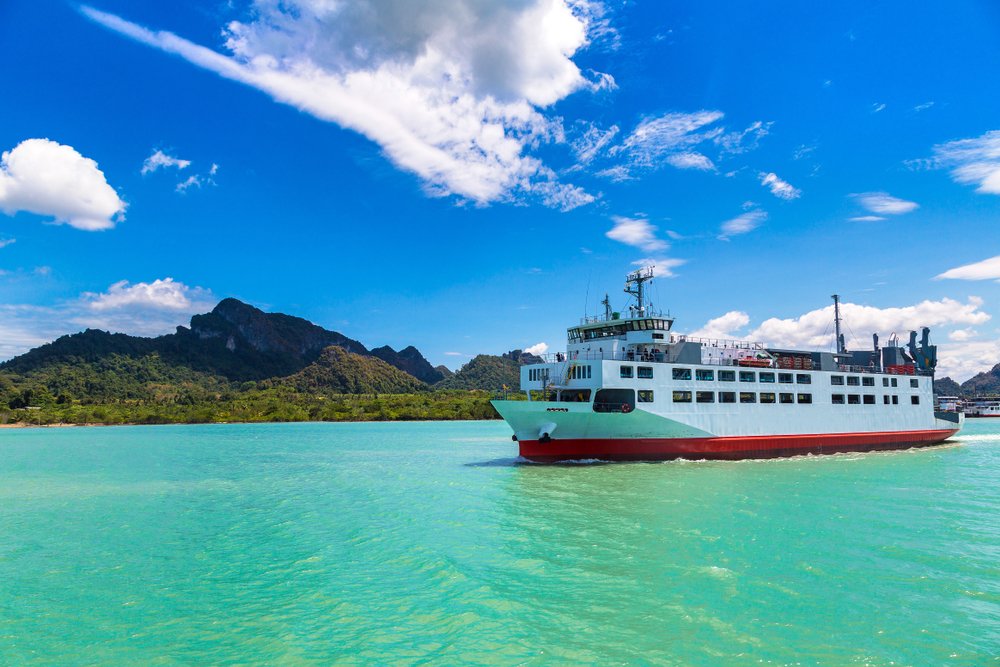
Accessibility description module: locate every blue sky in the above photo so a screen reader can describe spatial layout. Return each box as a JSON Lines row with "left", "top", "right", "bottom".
{"left": 2, "top": 1, "right": 1000, "bottom": 380}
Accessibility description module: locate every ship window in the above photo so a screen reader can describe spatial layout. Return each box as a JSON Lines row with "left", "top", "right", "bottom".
{"left": 778, "top": 373, "right": 794, "bottom": 384}
{"left": 760, "top": 392, "right": 776, "bottom": 404}
{"left": 882, "top": 377, "right": 889, "bottom": 387}
{"left": 620, "top": 365, "right": 633, "bottom": 378}
{"left": 892, "top": 395, "right": 899, "bottom": 405}
{"left": 593, "top": 388, "right": 635, "bottom": 413}
{"left": 831, "top": 375, "right": 844, "bottom": 385}
{"left": 848, "top": 394, "right": 860, "bottom": 405}
{"left": 759, "top": 372, "right": 776, "bottom": 383}
{"left": 639, "top": 390, "right": 655, "bottom": 403}
{"left": 832, "top": 394, "right": 845, "bottom": 404}
{"left": 739, "top": 371, "right": 756, "bottom": 383}
{"left": 911, "top": 395, "right": 920, "bottom": 405}
{"left": 910, "top": 379, "right": 919, "bottom": 388}
{"left": 653, "top": 333, "right": 664, "bottom": 340}
{"left": 672, "top": 368, "right": 692, "bottom": 380}
{"left": 847, "top": 376, "right": 860, "bottom": 386}
{"left": 696, "top": 391, "right": 715, "bottom": 403}
{"left": 696, "top": 369, "right": 714, "bottom": 381}
{"left": 739, "top": 392, "right": 756, "bottom": 403}
{"left": 864, "top": 395, "right": 876, "bottom": 405}
{"left": 560, "top": 390, "right": 591, "bottom": 402}
{"left": 883, "top": 395, "right": 890, "bottom": 405}
{"left": 638, "top": 366, "right": 653, "bottom": 379}
{"left": 863, "top": 377, "right": 875, "bottom": 387}
{"left": 779, "top": 392, "right": 795, "bottom": 404}
{"left": 891, "top": 378, "right": 898, "bottom": 387}
{"left": 719, "top": 391, "right": 736, "bottom": 403}
{"left": 719, "top": 370, "right": 736, "bottom": 382}
{"left": 671, "top": 391, "right": 690, "bottom": 403}
{"left": 796, "top": 374, "right": 812, "bottom": 384}
{"left": 797, "top": 393, "right": 813, "bottom": 404}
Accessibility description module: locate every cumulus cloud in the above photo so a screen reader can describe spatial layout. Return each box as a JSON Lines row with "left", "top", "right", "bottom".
{"left": 687, "top": 311, "right": 750, "bottom": 339}
{"left": 606, "top": 215, "right": 668, "bottom": 251}
{"left": 82, "top": 2, "right": 605, "bottom": 210}
{"left": 141, "top": 149, "right": 191, "bottom": 174}
{"left": 948, "top": 328, "right": 977, "bottom": 342}
{"left": 524, "top": 342, "right": 549, "bottom": 356}
{"left": 631, "top": 257, "right": 685, "bottom": 278}
{"left": 936, "top": 254, "right": 1000, "bottom": 282}
{"left": 685, "top": 296, "right": 994, "bottom": 380}
{"left": 0, "top": 138, "right": 126, "bottom": 231}
{"left": 852, "top": 191, "right": 918, "bottom": 215}
{"left": 718, "top": 209, "right": 767, "bottom": 240}
{"left": 81, "top": 278, "right": 212, "bottom": 313}
{"left": 666, "top": 152, "right": 714, "bottom": 170}
{"left": 759, "top": 172, "right": 801, "bottom": 200}
{"left": 930, "top": 130, "right": 1000, "bottom": 194}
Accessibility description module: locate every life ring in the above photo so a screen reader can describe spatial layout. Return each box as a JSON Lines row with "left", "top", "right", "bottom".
{"left": 621, "top": 403, "right": 633, "bottom": 414}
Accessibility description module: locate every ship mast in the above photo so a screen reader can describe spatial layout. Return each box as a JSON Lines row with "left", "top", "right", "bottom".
{"left": 625, "top": 267, "right": 654, "bottom": 318}
{"left": 832, "top": 294, "right": 845, "bottom": 353}
{"left": 601, "top": 293, "right": 612, "bottom": 321}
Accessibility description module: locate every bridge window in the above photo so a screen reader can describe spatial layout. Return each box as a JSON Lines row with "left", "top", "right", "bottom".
{"left": 796, "top": 374, "right": 812, "bottom": 384}
{"left": 696, "top": 391, "right": 715, "bottom": 403}
{"left": 696, "top": 369, "right": 714, "bottom": 381}
{"left": 739, "top": 371, "right": 756, "bottom": 383}
{"left": 779, "top": 393, "right": 794, "bottom": 404}
{"left": 832, "top": 394, "right": 845, "bottom": 404}
{"left": 593, "top": 388, "right": 635, "bottom": 413}
{"left": 719, "top": 391, "right": 736, "bottom": 403}
{"left": 739, "top": 392, "right": 756, "bottom": 403}
{"left": 672, "top": 368, "right": 692, "bottom": 380}
{"left": 863, "top": 377, "right": 875, "bottom": 387}
{"left": 719, "top": 370, "right": 736, "bottom": 382}
{"left": 670, "top": 391, "right": 690, "bottom": 403}
{"left": 797, "top": 393, "right": 813, "bottom": 404}
{"left": 831, "top": 375, "right": 844, "bottom": 385}
{"left": 760, "top": 392, "right": 776, "bottom": 404}
{"left": 638, "top": 366, "right": 654, "bottom": 379}
{"left": 620, "top": 365, "right": 633, "bottom": 378}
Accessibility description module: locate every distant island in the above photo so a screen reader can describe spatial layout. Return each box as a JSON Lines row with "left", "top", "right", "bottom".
{"left": 0, "top": 299, "right": 540, "bottom": 427}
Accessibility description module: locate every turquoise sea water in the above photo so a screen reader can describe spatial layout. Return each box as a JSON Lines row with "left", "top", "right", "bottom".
{"left": 0, "top": 421, "right": 998, "bottom": 665}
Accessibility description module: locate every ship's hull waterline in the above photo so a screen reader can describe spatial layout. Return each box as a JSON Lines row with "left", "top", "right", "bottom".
{"left": 515, "top": 428, "right": 959, "bottom": 462}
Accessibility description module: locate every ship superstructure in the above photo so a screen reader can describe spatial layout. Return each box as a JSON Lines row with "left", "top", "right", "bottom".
{"left": 492, "top": 269, "right": 963, "bottom": 462}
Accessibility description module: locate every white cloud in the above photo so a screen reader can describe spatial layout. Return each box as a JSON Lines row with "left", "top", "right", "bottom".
{"left": 631, "top": 257, "right": 685, "bottom": 278}
{"left": 852, "top": 191, "right": 918, "bottom": 215}
{"left": 913, "top": 101, "right": 934, "bottom": 112}
{"left": 0, "top": 238, "right": 14, "bottom": 249}
{"left": 81, "top": 278, "right": 212, "bottom": 312}
{"left": 714, "top": 120, "right": 772, "bottom": 155}
{"left": 571, "top": 122, "right": 619, "bottom": 163}
{"left": 141, "top": 149, "right": 191, "bottom": 174}
{"left": 849, "top": 215, "right": 886, "bottom": 222}
{"left": 606, "top": 215, "right": 668, "bottom": 251}
{"left": 686, "top": 297, "right": 994, "bottom": 381}
{"left": 759, "top": 172, "right": 801, "bottom": 200}
{"left": 931, "top": 130, "right": 1000, "bottom": 194}
{"left": 0, "top": 138, "right": 126, "bottom": 231}
{"left": 82, "top": 2, "right": 603, "bottom": 210}
{"left": 666, "top": 152, "right": 714, "bottom": 170}
{"left": 936, "top": 254, "right": 1000, "bottom": 282}
{"left": 524, "top": 342, "right": 549, "bottom": 355}
{"left": 872, "top": 102, "right": 886, "bottom": 113}
{"left": 948, "top": 328, "right": 977, "bottom": 342}
{"left": 611, "top": 110, "right": 724, "bottom": 171}
{"left": 718, "top": 209, "right": 767, "bottom": 240}
{"left": 687, "top": 311, "right": 750, "bottom": 339}
{"left": 175, "top": 175, "right": 202, "bottom": 193}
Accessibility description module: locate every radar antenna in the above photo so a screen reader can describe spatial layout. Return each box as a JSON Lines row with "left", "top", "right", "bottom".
{"left": 625, "top": 267, "right": 655, "bottom": 318}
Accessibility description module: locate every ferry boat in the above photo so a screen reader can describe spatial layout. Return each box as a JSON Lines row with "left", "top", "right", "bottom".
{"left": 965, "top": 397, "right": 1000, "bottom": 418}
{"left": 492, "top": 268, "right": 964, "bottom": 462}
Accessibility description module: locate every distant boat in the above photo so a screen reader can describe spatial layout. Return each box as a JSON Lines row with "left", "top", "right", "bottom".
{"left": 492, "top": 269, "right": 963, "bottom": 462}
{"left": 965, "top": 397, "right": 1000, "bottom": 418}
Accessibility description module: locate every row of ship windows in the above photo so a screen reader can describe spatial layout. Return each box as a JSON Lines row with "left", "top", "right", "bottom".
{"left": 668, "top": 391, "right": 920, "bottom": 405}
{"left": 662, "top": 368, "right": 812, "bottom": 384}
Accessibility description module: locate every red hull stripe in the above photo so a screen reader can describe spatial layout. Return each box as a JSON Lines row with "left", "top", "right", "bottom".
{"left": 519, "top": 429, "right": 959, "bottom": 462}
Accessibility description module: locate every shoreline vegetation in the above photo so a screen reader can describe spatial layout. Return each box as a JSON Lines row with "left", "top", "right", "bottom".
{"left": 0, "top": 389, "right": 515, "bottom": 428}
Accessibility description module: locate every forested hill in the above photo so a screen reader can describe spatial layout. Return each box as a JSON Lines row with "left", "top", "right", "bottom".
{"left": 935, "top": 364, "right": 1000, "bottom": 396}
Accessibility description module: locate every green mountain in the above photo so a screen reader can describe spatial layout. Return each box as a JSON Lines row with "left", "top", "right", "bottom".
{"left": 933, "top": 377, "right": 962, "bottom": 396}
{"left": 435, "top": 354, "right": 521, "bottom": 391}
{"left": 961, "top": 363, "right": 1000, "bottom": 395}
{"left": 370, "top": 345, "right": 445, "bottom": 384}
{"left": 274, "top": 347, "right": 427, "bottom": 394}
